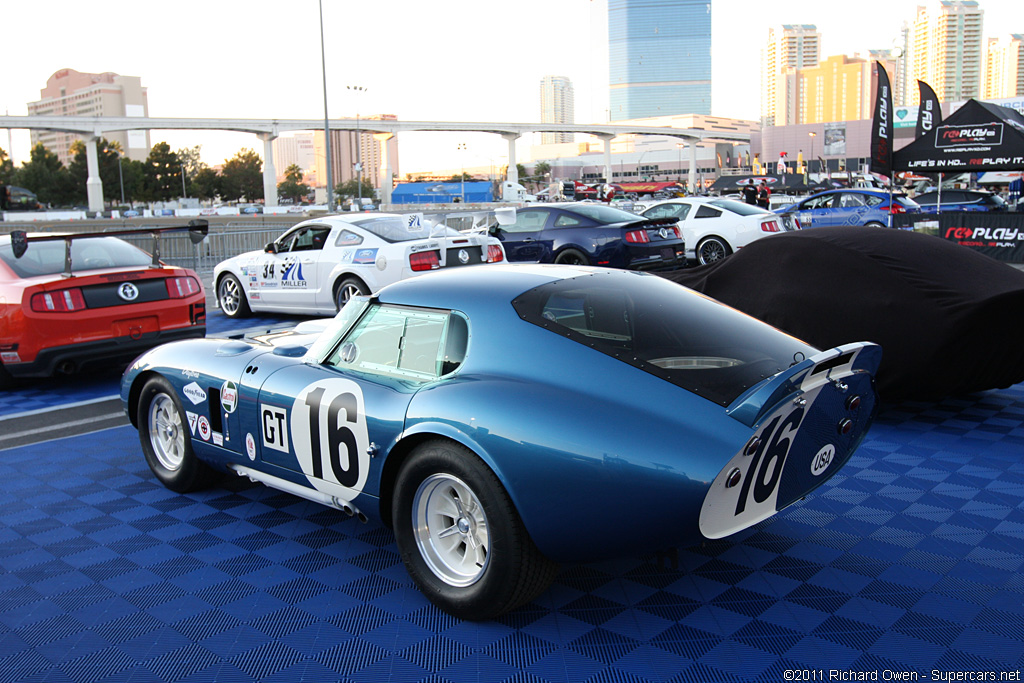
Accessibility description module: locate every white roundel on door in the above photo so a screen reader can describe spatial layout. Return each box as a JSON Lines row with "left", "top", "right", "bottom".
{"left": 290, "top": 379, "right": 371, "bottom": 501}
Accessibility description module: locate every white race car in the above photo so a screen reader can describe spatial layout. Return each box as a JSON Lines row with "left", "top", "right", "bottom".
{"left": 641, "top": 197, "right": 800, "bottom": 265}
{"left": 214, "top": 213, "right": 506, "bottom": 317}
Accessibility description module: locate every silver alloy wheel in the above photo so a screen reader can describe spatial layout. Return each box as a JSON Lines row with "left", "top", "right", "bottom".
{"left": 698, "top": 238, "right": 728, "bottom": 264}
{"left": 148, "top": 393, "right": 185, "bottom": 472}
{"left": 412, "top": 473, "right": 490, "bottom": 587}
{"left": 218, "top": 276, "right": 243, "bottom": 315}
{"left": 337, "top": 282, "right": 363, "bottom": 308}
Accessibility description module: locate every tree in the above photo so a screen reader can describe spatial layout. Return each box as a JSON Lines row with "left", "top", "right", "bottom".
{"left": 277, "top": 164, "right": 309, "bottom": 203}
{"left": 119, "top": 158, "right": 146, "bottom": 206}
{"left": 335, "top": 177, "right": 374, "bottom": 200}
{"left": 144, "top": 142, "right": 184, "bottom": 201}
{"left": 0, "top": 146, "right": 14, "bottom": 186}
{"left": 189, "top": 167, "right": 220, "bottom": 202}
{"left": 176, "top": 145, "right": 205, "bottom": 179}
{"left": 220, "top": 148, "right": 263, "bottom": 202}
{"left": 14, "top": 143, "right": 74, "bottom": 207}
{"left": 447, "top": 172, "right": 475, "bottom": 182}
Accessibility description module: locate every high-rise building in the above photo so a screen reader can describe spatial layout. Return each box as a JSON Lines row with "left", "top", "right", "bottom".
{"left": 795, "top": 55, "right": 891, "bottom": 125}
{"left": 539, "top": 76, "right": 574, "bottom": 145}
{"left": 910, "top": 1, "right": 984, "bottom": 104}
{"left": 313, "top": 115, "right": 400, "bottom": 193}
{"left": 984, "top": 34, "right": 1024, "bottom": 99}
{"left": 761, "top": 25, "right": 821, "bottom": 126}
{"left": 27, "top": 69, "right": 151, "bottom": 166}
{"left": 272, "top": 133, "right": 317, "bottom": 183}
{"left": 608, "top": 0, "right": 712, "bottom": 121}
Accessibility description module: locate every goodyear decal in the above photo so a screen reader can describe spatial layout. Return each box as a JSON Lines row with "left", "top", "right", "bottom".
{"left": 183, "top": 382, "right": 206, "bottom": 406}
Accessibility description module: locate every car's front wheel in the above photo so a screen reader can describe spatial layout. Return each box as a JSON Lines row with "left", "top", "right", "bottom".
{"left": 697, "top": 237, "right": 731, "bottom": 265}
{"left": 864, "top": 221, "right": 887, "bottom": 228}
{"left": 217, "top": 274, "right": 251, "bottom": 318}
{"left": 392, "top": 440, "right": 559, "bottom": 620}
{"left": 137, "top": 376, "right": 219, "bottom": 493}
{"left": 335, "top": 277, "right": 369, "bottom": 312}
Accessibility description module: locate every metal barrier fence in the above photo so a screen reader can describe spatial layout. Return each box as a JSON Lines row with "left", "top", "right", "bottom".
{"left": 118, "top": 224, "right": 291, "bottom": 273}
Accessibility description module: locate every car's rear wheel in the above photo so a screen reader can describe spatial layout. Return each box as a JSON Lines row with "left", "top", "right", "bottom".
{"left": 393, "top": 439, "right": 559, "bottom": 620}
{"left": 0, "top": 362, "right": 14, "bottom": 390}
{"left": 217, "top": 274, "right": 251, "bottom": 318}
{"left": 864, "top": 221, "right": 886, "bottom": 228}
{"left": 554, "top": 248, "right": 589, "bottom": 266}
{"left": 335, "top": 277, "right": 369, "bottom": 312}
{"left": 138, "top": 376, "right": 219, "bottom": 493}
{"left": 697, "top": 237, "right": 731, "bottom": 265}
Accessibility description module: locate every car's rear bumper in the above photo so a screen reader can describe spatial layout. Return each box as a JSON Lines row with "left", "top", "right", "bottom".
{"left": 4, "top": 326, "right": 206, "bottom": 379}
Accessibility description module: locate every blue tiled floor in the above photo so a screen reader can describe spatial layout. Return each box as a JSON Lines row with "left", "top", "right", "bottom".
{"left": 0, "top": 311, "right": 302, "bottom": 418}
{"left": 1, "top": 386, "right": 1023, "bottom": 682}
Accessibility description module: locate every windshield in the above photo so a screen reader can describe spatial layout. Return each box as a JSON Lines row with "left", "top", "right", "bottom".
{"left": 709, "top": 199, "right": 770, "bottom": 216}
{"left": 351, "top": 216, "right": 459, "bottom": 242}
{"left": 0, "top": 236, "right": 152, "bottom": 278}
{"left": 513, "top": 273, "right": 817, "bottom": 406}
{"left": 564, "top": 204, "right": 645, "bottom": 223}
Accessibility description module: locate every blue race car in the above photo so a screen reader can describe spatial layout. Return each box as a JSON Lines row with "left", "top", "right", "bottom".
{"left": 775, "top": 189, "right": 920, "bottom": 228}
{"left": 121, "top": 265, "right": 880, "bottom": 619}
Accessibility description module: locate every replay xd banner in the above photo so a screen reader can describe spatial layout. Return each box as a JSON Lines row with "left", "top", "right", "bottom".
{"left": 929, "top": 213, "right": 1024, "bottom": 263}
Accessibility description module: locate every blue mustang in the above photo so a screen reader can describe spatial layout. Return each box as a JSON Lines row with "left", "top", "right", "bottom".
{"left": 121, "top": 265, "right": 880, "bottom": 619}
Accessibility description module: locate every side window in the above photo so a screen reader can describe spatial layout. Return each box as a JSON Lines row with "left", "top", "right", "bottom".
{"left": 646, "top": 204, "right": 690, "bottom": 220}
{"left": 325, "top": 305, "right": 467, "bottom": 380}
{"left": 553, "top": 214, "right": 584, "bottom": 227}
{"left": 804, "top": 194, "right": 834, "bottom": 210}
{"left": 335, "top": 229, "right": 364, "bottom": 247}
{"left": 840, "top": 193, "right": 866, "bottom": 208}
{"left": 281, "top": 225, "right": 330, "bottom": 252}
{"left": 863, "top": 195, "right": 884, "bottom": 207}
{"left": 694, "top": 204, "right": 721, "bottom": 219}
{"left": 505, "top": 210, "right": 548, "bottom": 233}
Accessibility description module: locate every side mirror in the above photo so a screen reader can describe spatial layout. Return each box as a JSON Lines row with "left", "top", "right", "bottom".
{"left": 264, "top": 242, "right": 277, "bottom": 254}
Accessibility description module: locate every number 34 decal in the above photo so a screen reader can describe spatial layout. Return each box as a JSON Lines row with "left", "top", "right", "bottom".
{"left": 290, "top": 379, "right": 371, "bottom": 501}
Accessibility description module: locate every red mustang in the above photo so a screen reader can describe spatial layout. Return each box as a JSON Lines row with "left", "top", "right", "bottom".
{"left": 1, "top": 223, "right": 208, "bottom": 388}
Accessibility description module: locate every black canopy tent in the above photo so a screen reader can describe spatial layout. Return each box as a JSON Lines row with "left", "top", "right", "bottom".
{"left": 893, "top": 99, "right": 1024, "bottom": 173}
{"left": 708, "top": 174, "right": 816, "bottom": 193}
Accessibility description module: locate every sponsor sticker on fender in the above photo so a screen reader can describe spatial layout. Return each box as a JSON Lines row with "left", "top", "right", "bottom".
{"left": 183, "top": 382, "right": 207, "bottom": 406}
{"left": 221, "top": 381, "right": 238, "bottom": 413}
{"left": 245, "top": 433, "right": 257, "bottom": 460}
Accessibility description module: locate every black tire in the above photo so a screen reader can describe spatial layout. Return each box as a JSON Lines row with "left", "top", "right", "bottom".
{"left": 392, "top": 440, "right": 559, "bottom": 620}
{"left": 697, "top": 237, "right": 731, "bottom": 265}
{"left": 553, "top": 248, "right": 589, "bottom": 266}
{"left": 0, "top": 362, "right": 14, "bottom": 391}
{"left": 864, "top": 221, "right": 887, "bottom": 228}
{"left": 137, "top": 376, "right": 219, "bottom": 493}
{"left": 335, "top": 276, "right": 369, "bottom": 311}
{"left": 217, "top": 273, "right": 251, "bottom": 318}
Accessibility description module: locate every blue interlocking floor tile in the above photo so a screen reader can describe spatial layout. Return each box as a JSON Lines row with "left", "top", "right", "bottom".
{"left": 1, "top": 384, "right": 1024, "bottom": 682}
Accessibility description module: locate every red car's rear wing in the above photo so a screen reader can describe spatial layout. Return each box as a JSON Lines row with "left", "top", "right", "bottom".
{"left": 9, "top": 220, "right": 209, "bottom": 277}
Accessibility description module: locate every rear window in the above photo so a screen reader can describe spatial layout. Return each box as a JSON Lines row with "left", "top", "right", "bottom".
{"left": 563, "top": 204, "right": 643, "bottom": 223}
{"left": 709, "top": 199, "right": 768, "bottom": 216}
{"left": 351, "top": 216, "right": 458, "bottom": 243}
{"left": 0, "top": 236, "right": 152, "bottom": 278}
{"left": 512, "top": 273, "right": 817, "bottom": 406}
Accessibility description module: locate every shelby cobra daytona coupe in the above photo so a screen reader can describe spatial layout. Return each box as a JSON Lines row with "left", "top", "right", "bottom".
{"left": 121, "top": 265, "right": 880, "bottom": 619}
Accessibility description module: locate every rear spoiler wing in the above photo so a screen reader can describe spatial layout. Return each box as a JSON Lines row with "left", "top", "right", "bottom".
{"left": 9, "top": 220, "right": 209, "bottom": 277}
{"left": 410, "top": 208, "right": 518, "bottom": 236}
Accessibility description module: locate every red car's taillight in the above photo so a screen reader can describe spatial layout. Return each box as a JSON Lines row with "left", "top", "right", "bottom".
{"left": 625, "top": 229, "right": 650, "bottom": 244}
{"left": 166, "top": 276, "right": 202, "bottom": 299}
{"left": 760, "top": 220, "right": 781, "bottom": 233}
{"left": 487, "top": 244, "right": 504, "bottom": 263}
{"left": 410, "top": 250, "right": 440, "bottom": 271}
{"left": 31, "top": 288, "right": 86, "bottom": 312}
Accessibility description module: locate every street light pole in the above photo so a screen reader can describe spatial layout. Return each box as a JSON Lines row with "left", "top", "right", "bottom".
{"left": 319, "top": 0, "right": 334, "bottom": 212}
{"left": 180, "top": 163, "right": 187, "bottom": 199}
{"left": 118, "top": 150, "right": 125, "bottom": 205}
{"left": 347, "top": 85, "right": 367, "bottom": 208}
{"left": 457, "top": 143, "right": 467, "bottom": 202}
{"left": 808, "top": 131, "right": 817, "bottom": 178}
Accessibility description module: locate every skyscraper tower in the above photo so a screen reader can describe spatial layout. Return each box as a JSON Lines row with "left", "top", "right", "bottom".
{"left": 608, "top": 0, "right": 712, "bottom": 121}
{"left": 761, "top": 25, "right": 821, "bottom": 127}
{"left": 539, "top": 76, "right": 575, "bottom": 144}
{"left": 910, "top": 0, "right": 984, "bottom": 104}
{"left": 984, "top": 34, "right": 1024, "bottom": 99}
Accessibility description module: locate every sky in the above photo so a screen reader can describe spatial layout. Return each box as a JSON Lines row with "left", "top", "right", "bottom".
{"left": 1, "top": 0, "right": 1019, "bottom": 174}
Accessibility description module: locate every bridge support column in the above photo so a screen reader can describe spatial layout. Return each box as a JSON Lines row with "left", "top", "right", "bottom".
{"left": 85, "top": 137, "right": 103, "bottom": 212}
{"left": 688, "top": 141, "right": 699, "bottom": 194}
{"left": 259, "top": 133, "right": 278, "bottom": 207}
{"left": 373, "top": 133, "right": 394, "bottom": 207}
{"left": 502, "top": 134, "right": 520, "bottom": 184}
{"left": 595, "top": 134, "right": 615, "bottom": 184}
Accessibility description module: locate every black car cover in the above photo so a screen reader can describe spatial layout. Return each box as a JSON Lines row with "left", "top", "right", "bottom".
{"left": 663, "top": 227, "right": 1024, "bottom": 400}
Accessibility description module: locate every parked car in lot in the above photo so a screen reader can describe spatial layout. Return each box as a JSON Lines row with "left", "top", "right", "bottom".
{"left": 641, "top": 197, "right": 800, "bottom": 265}
{"left": 487, "top": 202, "right": 685, "bottom": 270}
{"left": 121, "top": 265, "right": 880, "bottom": 619}
{"left": 912, "top": 189, "right": 1008, "bottom": 213}
{"left": 214, "top": 213, "right": 506, "bottom": 318}
{"left": 0, "top": 224, "right": 208, "bottom": 388}
{"left": 775, "top": 189, "right": 920, "bottom": 228}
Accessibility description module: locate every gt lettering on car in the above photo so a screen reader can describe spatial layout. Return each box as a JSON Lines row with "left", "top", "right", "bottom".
{"left": 261, "top": 405, "right": 289, "bottom": 453}
{"left": 698, "top": 387, "right": 820, "bottom": 540}
{"left": 290, "top": 379, "right": 370, "bottom": 501}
